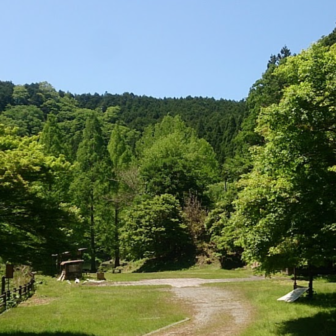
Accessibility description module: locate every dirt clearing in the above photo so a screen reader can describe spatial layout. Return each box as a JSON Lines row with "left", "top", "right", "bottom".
{"left": 109, "top": 277, "right": 262, "bottom": 336}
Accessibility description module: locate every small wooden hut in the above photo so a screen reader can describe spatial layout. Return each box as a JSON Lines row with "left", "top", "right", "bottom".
{"left": 58, "top": 260, "right": 84, "bottom": 281}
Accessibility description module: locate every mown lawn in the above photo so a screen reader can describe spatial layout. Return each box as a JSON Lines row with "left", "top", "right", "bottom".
{"left": 0, "top": 276, "right": 187, "bottom": 336}
{"left": 214, "top": 277, "right": 336, "bottom": 336}
{"left": 1, "top": 267, "right": 335, "bottom": 336}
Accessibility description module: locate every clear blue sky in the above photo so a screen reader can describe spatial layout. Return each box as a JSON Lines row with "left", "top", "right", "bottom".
{"left": 1, "top": 1, "right": 335, "bottom": 100}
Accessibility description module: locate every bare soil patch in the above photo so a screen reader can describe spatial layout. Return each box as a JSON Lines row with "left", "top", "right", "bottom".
{"left": 19, "top": 296, "right": 57, "bottom": 307}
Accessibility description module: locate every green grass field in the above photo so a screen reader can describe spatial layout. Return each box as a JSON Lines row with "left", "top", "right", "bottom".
{"left": 1, "top": 267, "right": 335, "bottom": 336}
{"left": 216, "top": 277, "right": 336, "bottom": 336}
{"left": 0, "top": 277, "right": 187, "bottom": 336}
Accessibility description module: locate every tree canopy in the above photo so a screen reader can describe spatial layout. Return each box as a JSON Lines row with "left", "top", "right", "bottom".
{"left": 231, "top": 43, "right": 336, "bottom": 274}
{"left": 0, "top": 125, "right": 80, "bottom": 269}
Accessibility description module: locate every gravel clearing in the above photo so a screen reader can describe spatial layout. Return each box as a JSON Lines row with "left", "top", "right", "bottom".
{"left": 105, "top": 276, "right": 263, "bottom": 336}
{"left": 110, "top": 276, "right": 264, "bottom": 288}
{"left": 153, "top": 286, "right": 251, "bottom": 336}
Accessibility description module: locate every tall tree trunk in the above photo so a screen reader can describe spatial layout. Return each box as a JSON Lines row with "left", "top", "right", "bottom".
{"left": 293, "top": 267, "right": 297, "bottom": 290}
{"left": 308, "top": 264, "right": 314, "bottom": 299}
{"left": 114, "top": 205, "right": 120, "bottom": 268}
{"left": 90, "top": 195, "right": 96, "bottom": 273}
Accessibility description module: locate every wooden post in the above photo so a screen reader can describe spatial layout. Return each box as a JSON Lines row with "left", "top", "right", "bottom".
{"left": 308, "top": 267, "right": 314, "bottom": 299}
{"left": 1, "top": 276, "right": 5, "bottom": 295}
{"left": 293, "top": 267, "right": 297, "bottom": 290}
{"left": 5, "top": 264, "right": 14, "bottom": 278}
{"left": 3, "top": 293, "right": 6, "bottom": 310}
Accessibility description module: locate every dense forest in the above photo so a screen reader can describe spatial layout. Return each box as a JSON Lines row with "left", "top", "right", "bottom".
{"left": 1, "top": 27, "right": 336, "bottom": 289}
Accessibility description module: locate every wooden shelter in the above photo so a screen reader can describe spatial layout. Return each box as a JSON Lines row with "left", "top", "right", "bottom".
{"left": 58, "top": 260, "right": 84, "bottom": 281}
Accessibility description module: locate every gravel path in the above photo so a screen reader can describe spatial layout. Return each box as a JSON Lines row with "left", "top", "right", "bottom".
{"left": 110, "top": 276, "right": 264, "bottom": 288}
{"left": 106, "top": 277, "right": 263, "bottom": 336}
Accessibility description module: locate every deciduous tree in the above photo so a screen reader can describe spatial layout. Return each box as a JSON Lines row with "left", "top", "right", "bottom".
{"left": 231, "top": 43, "right": 336, "bottom": 297}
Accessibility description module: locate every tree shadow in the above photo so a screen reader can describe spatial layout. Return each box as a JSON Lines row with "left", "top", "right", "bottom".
{"left": 321, "top": 275, "right": 336, "bottom": 283}
{"left": 219, "top": 254, "right": 245, "bottom": 269}
{"left": 277, "top": 310, "right": 336, "bottom": 336}
{"left": 0, "top": 333, "right": 95, "bottom": 336}
{"left": 134, "top": 255, "right": 197, "bottom": 272}
{"left": 277, "top": 292, "right": 336, "bottom": 336}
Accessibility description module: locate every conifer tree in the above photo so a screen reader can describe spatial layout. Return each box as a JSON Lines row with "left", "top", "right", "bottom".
{"left": 107, "top": 124, "right": 137, "bottom": 267}
{"left": 40, "top": 114, "right": 65, "bottom": 156}
{"left": 71, "top": 112, "right": 110, "bottom": 272}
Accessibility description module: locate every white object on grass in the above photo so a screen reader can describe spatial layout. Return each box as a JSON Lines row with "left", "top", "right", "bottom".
{"left": 277, "top": 288, "right": 308, "bottom": 302}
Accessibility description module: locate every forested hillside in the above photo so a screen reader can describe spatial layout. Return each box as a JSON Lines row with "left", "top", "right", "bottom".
{"left": 1, "top": 27, "right": 336, "bottom": 281}
{"left": 0, "top": 82, "right": 245, "bottom": 164}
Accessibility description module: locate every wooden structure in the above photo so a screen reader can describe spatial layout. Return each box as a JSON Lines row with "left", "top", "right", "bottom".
{"left": 1, "top": 277, "right": 35, "bottom": 313}
{"left": 58, "top": 260, "right": 84, "bottom": 281}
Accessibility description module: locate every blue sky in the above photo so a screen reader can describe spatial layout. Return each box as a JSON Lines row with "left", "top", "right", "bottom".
{"left": 1, "top": 1, "right": 335, "bottom": 100}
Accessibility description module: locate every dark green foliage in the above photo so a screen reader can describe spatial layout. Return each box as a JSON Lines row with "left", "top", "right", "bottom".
{"left": 237, "top": 46, "right": 292, "bottom": 151}
{"left": 75, "top": 93, "right": 245, "bottom": 163}
{"left": 205, "top": 184, "right": 243, "bottom": 268}
{"left": 320, "top": 26, "right": 336, "bottom": 47}
{"left": 0, "top": 105, "right": 45, "bottom": 136}
{"left": 0, "top": 81, "right": 14, "bottom": 111}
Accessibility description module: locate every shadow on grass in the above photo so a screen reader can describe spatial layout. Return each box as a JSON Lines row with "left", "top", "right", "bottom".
{"left": 321, "top": 275, "right": 336, "bottom": 283}
{"left": 134, "top": 255, "right": 197, "bottom": 272}
{"left": 0, "top": 333, "right": 95, "bottom": 336}
{"left": 277, "top": 293, "right": 336, "bottom": 336}
{"left": 278, "top": 310, "right": 336, "bottom": 336}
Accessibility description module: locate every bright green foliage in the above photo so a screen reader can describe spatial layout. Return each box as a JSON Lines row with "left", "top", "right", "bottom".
{"left": 231, "top": 43, "right": 336, "bottom": 273}
{"left": 122, "top": 194, "right": 190, "bottom": 259}
{"left": 12, "top": 85, "right": 29, "bottom": 105}
{"left": 40, "top": 114, "right": 65, "bottom": 156}
{"left": 139, "top": 115, "right": 220, "bottom": 205}
{"left": 39, "top": 114, "right": 73, "bottom": 205}
{"left": 205, "top": 184, "right": 243, "bottom": 267}
{"left": 0, "top": 125, "right": 80, "bottom": 269}
{"left": 70, "top": 112, "right": 111, "bottom": 271}
{"left": 108, "top": 123, "right": 133, "bottom": 171}
{"left": 60, "top": 108, "right": 96, "bottom": 161}
{"left": 106, "top": 123, "right": 138, "bottom": 267}
{"left": 101, "top": 106, "right": 121, "bottom": 137}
